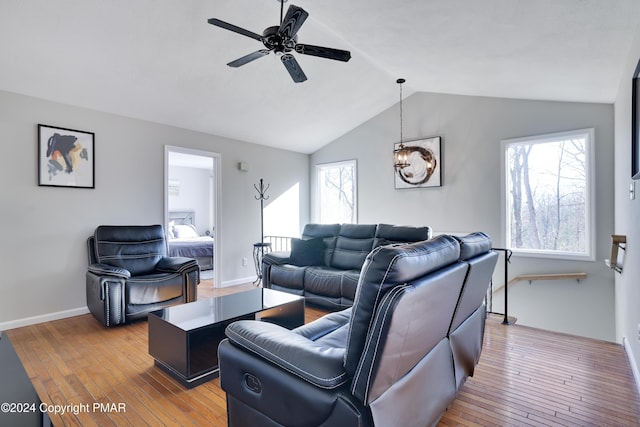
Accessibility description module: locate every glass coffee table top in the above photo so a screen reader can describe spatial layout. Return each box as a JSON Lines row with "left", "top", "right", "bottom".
{"left": 152, "top": 288, "right": 303, "bottom": 331}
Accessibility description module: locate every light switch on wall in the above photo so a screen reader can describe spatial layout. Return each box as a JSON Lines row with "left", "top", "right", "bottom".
{"left": 630, "top": 182, "right": 636, "bottom": 200}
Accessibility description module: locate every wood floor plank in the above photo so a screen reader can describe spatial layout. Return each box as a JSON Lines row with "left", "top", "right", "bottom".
{"left": 6, "top": 287, "right": 640, "bottom": 426}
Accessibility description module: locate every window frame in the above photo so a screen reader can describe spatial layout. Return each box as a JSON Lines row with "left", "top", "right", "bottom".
{"left": 315, "top": 159, "right": 358, "bottom": 224}
{"left": 500, "top": 128, "right": 596, "bottom": 261}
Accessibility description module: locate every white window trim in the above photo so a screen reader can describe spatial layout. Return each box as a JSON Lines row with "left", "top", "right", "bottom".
{"left": 500, "top": 128, "right": 596, "bottom": 261}
{"left": 315, "top": 159, "right": 358, "bottom": 224}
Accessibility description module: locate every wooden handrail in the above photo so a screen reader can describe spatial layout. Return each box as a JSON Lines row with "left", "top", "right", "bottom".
{"left": 492, "top": 272, "right": 587, "bottom": 293}
{"left": 508, "top": 272, "right": 587, "bottom": 286}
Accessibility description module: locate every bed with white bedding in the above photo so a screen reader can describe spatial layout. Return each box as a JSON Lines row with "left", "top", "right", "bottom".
{"left": 167, "top": 211, "right": 214, "bottom": 271}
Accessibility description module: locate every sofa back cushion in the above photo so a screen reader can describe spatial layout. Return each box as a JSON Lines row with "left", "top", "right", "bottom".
{"left": 344, "top": 235, "right": 461, "bottom": 379}
{"left": 302, "top": 223, "right": 341, "bottom": 266}
{"left": 330, "top": 224, "right": 378, "bottom": 270}
{"left": 450, "top": 232, "right": 498, "bottom": 331}
{"left": 373, "top": 224, "right": 432, "bottom": 248}
{"left": 93, "top": 225, "right": 167, "bottom": 276}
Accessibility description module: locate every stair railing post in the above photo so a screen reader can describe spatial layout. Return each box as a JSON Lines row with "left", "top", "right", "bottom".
{"left": 491, "top": 247, "right": 513, "bottom": 325}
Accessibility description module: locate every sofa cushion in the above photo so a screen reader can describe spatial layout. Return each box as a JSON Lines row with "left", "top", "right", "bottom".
{"left": 340, "top": 270, "right": 360, "bottom": 305}
{"left": 330, "top": 224, "right": 377, "bottom": 270}
{"left": 268, "top": 264, "right": 306, "bottom": 292}
{"left": 373, "top": 224, "right": 432, "bottom": 248}
{"left": 289, "top": 237, "right": 324, "bottom": 266}
{"left": 126, "top": 272, "right": 184, "bottom": 305}
{"left": 453, "top": 232, "right": 492, "bottom": 260}
{"left": 304, "top": 267, "right": 352, "bottom": 299}
{"left": 303, "top": 267, "right": 360, "bottom": 310}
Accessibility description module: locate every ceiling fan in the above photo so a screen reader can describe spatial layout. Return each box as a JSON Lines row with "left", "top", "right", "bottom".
{"left": 207, "top": 1, "right": 351, "bottom": 83}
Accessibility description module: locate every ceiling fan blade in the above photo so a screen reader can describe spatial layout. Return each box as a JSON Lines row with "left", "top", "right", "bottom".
{"left": 207, "top": 18, "right": 263, "bottom": 41}
{"left": 227, "top": 50, "right": 271, "bottom": 68}
{"left": 295, "top": 44, "right": 351, "bottom": 62}
{"left": 281, "top": 54, "right": 307, "bottom": 83}
{"left": 278, "top": 5, "right": 309, "bottom": 40}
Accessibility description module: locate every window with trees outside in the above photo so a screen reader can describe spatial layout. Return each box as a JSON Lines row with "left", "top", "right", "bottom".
{"left": 316, "top": 160, "right": 357, "bottom": 224}
{"left": 502, "top": 128, "right": 595, "bottom": 260}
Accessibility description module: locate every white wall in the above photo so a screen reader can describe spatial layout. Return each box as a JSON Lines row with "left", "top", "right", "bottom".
{"left": 311, "top": 92, "right": 616, "bottom": 341}
{"left": 0, "top": 90, "right": 309, "bottom": 329}
{"left": 613, "top": 23, "right": 640, "bottom": 382}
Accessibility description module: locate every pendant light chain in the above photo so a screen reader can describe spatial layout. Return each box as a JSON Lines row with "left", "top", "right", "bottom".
{"left": 393, "top": 78, "right": 410, "bottom": 171}
{"left": 399, "top": 78, "right": 403, "bottom": 144}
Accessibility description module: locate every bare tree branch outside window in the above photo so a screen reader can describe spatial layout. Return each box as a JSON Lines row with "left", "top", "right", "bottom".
{"left": 317, "top": 161, "right": 357, "bottom": 224}
{"left": 504, "top": 130, "right": 591, "bottom": 257}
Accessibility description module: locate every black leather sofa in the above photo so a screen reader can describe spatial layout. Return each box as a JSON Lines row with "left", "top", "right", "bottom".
{"left": 86, "top": 225, "right": 200, "bottom": 326}
{"left": 262, "top": 223, "right": 432, "bottom": 310}
{"left": 219, "top": 232, "right": 498, "bottom": 426}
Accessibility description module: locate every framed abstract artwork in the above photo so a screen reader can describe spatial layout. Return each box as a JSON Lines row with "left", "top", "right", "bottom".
{"left": 394, "top": 136, "right": 441, "bottom": 189}
{"left": 38, "top": 124, "right": 95, "bottom": 188}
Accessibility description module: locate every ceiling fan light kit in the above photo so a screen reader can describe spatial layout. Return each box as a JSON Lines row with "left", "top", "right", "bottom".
{"left": 208, "top": 1, "right": 351, "bottom": 83}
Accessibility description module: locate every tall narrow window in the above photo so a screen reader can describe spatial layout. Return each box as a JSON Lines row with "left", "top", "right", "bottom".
{"left": 502, "top": 129, "right": 594, "bottom": 260}
{"left": 316, "top": 160, "right": 357, "bottom": 224}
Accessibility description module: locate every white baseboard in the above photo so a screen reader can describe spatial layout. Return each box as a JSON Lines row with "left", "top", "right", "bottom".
{"left": 623, "top": 336, "right": 640, "bottom": 396}
{"left": 0, "top": 307, "right": 90, "bottom": 331}
{"left": 1, "top": 277, "right": 258, "bottom": 330}
{"left": 220, "top": 276, "right": 257, "bottom": 287}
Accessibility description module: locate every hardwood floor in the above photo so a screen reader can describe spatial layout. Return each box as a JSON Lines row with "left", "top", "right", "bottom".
{"left": 6, "top": 282, "right": 640, "bottom": 426}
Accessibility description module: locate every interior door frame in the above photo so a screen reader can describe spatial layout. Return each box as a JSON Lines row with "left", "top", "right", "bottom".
{"left": 164, "top": 145, "right": 222, "bottom": 289}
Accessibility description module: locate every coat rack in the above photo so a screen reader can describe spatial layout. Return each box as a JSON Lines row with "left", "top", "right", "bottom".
{"left": 253, "top": 179, "right": 271, "bottom": 284}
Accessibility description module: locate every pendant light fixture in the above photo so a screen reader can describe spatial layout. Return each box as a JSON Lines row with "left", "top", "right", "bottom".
{"left": 393, "top": 78, "right": 411, "bottom": 170}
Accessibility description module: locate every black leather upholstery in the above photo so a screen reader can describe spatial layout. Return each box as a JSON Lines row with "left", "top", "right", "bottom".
{"left": 219, "top": 233, "right": 497, "bottom": 427}
{"left": 372, "top": 223, "right": 432, "bottom": 247}
{"left": 263, "top": 223, "right": 433, "bottom": 311}
{"left": 330, "top": 224, "right": 377, "bottom": 270}
{"left": 449, "top": 232, "right": 498, "bottom": 389}
{"left": 86, "top": 225, "right": 199, "bottom": 326}
{"left": 345, "top": 235, "right": 461, "bottom": 382}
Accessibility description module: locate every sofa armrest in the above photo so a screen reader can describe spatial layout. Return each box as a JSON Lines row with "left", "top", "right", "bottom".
{"left": 86, "top": 272, "right": 126, "bottom": 326}
{"left": 225, "top": 320, "right": 348, "bottom": 389}
{"left": 156, "top": 256, "right": 199, "bottom": 273}
{"left": 263, "top": 251, "right": 292, "bottom": 266}
{"left": 262, "top": 252, "right": 292, "bottom": 288}
{"left": 88, "top": 263, "right": 131, "bottom": 279}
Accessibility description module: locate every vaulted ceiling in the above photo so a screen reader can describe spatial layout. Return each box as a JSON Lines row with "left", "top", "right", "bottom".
{"left": 1, "top": 0, "right": 638, "bottom": 153}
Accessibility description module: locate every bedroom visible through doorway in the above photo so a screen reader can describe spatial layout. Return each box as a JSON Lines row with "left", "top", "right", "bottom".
{"left": 165, "top": 146, "right": 221, "bottom": 288}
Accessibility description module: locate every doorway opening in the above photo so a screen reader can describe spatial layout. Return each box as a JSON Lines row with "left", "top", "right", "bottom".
{"left": 164, "top": 146, "right": 221, "bottom": 289}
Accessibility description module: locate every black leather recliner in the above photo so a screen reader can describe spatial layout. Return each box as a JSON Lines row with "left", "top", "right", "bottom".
{"left": 449, "top": 233, "right": 499, "bottom": 389}
{"left": 218, "top": 232, "right": 497, "bottom": 427}
{"left": 86, "top": 225, "right": 200, "bottom": 327}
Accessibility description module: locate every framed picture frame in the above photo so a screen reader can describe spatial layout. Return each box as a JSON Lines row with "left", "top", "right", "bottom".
{"left": 394, "top": 136, "right": 441, "bottom": 189}
{"left": 38, "top": 124, "right": 95, "bottom": 188}
{"left": 632, "top": 57, "right": 640, "bottom": 179}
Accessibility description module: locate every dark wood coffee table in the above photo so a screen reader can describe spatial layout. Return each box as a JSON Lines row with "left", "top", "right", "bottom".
{"left": 148, "top": 288, "right": 304, "bottom": 388}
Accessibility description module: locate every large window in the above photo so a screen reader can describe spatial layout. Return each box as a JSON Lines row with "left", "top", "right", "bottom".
{"left": 316, "top": 160, "right": 357, "bottom": 224}
{"left": 502, "top": 128, "right": 595, "bottom": 260}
